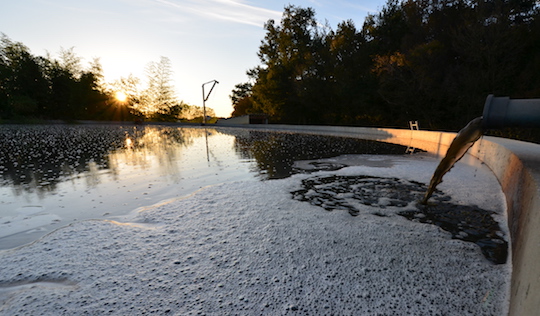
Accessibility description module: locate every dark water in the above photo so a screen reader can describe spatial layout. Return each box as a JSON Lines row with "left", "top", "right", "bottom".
{"left": 0, "top": 124, "right": 411, "bottom": 249}
{"left": 230, "top": 130, "right": 414, "bottom": 179}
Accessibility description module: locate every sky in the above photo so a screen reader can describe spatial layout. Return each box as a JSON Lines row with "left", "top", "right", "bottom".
{"left": 1, "top": 0, "right": 386, "bottom": 117}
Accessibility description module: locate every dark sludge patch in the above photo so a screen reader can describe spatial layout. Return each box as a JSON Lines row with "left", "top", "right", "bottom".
{"left": 291, "top": 175, "right": 508, "bottom": 264}
{"left": 399, "top": 205, "right": 508, "bottom": 264}
{"left": 291, "top": 175, "right": 428, "bottom": 216}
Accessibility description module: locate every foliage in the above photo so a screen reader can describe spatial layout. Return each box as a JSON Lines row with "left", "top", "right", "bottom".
{"left": 180, "top": 104, "right": 216, "bottom": 120}
{"left": 141, "top": 56, "right": 177, "bottom": 117}
{"left": 108, "top": 57, "right": 213, "bottom": 122}
{"left": 0, "top": 36, "right": 213, "bottom": 122}
{"left": 108, "top": 74, "right": 144, "bottom": 120}
{"left": 236, "top": 2, "right": 540, "bottom": 132}
{"left": 0, "top": 35, "right": 111, "bottom": 121}
{"left": 230, "top": 82, "right": 255, "bottom": 117}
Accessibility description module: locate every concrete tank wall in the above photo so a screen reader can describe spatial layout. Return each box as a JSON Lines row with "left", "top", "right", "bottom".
{"left": 220, "top": 124, "right": 540, "bottom": 315}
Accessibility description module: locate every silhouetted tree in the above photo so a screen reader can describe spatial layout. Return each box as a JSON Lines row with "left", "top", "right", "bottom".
{"left": 0, "top": 34, "right": 187, "bottom": 122}
{"left": 250, "top": 5, "right": 326, "bottom": 123}
{"left": 230, "top": 82, "right": 256, "bottom": 117}
{"left": 142, "top": 56, "right": 177, "bottom": 119}
{"left": 0, "top": 34, "right": 49, "bottom": 119}
{"left": 0, "top": 35, "right": 110, "bottom": 121}
{"left": 239, "top": 2, "right": 539, "bottom": 132}
{"left": 109, "top": 74, "right": 144, "bottom": 120}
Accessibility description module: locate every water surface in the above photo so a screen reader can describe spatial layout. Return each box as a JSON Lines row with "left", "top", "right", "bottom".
{"left": 0, "top": 124, "right": 409, "bottom": 249}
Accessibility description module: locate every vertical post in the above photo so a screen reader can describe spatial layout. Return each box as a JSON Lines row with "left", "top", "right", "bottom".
{"left": 202, "top": 84, "right": 206, "bottom": 125}
{"left": 202, "top": 80, "right": 219, "bottom": 125}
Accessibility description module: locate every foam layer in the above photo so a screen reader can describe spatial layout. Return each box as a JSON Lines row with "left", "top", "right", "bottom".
{"left": 0, "top": 155, "right": 510, "bottom": 315}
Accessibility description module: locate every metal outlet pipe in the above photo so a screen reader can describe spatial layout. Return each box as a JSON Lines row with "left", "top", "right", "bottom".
{"left": 482, "top": 94, "right": 540, "bottom": 129}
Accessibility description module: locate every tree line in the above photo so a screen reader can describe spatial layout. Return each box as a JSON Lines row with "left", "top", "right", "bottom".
{"left": 231, "top": 1, "right": 540, "bottom": 133}
{"left": 0, "top": 34, "right": 213, "bottom": 122}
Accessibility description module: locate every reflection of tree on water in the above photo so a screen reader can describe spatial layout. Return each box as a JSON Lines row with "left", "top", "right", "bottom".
{"left": 232, "top": 130, "right": 411, "bottom": 179}
{"left": 0, "top": 125, "right": 210, "bottom": 196}
{"left": 107, "top": 127, "right": 209, "bottom": 182}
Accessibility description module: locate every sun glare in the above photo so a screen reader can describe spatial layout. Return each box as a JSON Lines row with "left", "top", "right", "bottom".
{"left": 115, "top": 91, "right": 128, "bottom": 102}
{"left": 125, "top": 137, "right": 133, "bottom": 149}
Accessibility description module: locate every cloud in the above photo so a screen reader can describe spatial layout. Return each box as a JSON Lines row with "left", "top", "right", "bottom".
{"left": 151, "top": 0, "right": 282, "bottom": 27}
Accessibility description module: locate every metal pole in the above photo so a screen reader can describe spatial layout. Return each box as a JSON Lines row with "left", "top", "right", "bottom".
{"left": 202, "top": 84, "right": 206, "bottom": 125}
{"left": 202, "top": 80, "right": 219, "bottom": 125}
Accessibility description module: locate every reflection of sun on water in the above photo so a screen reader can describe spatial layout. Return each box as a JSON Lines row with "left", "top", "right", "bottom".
{"left": 125, "top": 137, "right": 133, "bottom": 149}
{"left": 107, "top": 128, "right": 229, "bottom": 183}
{"left": 115, "top": 91, "right": 128, "bottom": 102}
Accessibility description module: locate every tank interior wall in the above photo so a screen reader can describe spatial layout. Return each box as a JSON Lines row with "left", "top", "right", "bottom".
{"left": 228, "top": 124, "right": 540, "bottom": 315}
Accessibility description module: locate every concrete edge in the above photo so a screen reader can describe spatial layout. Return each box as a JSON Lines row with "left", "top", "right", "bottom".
{"left": 214, "top": 124, "right": 539, "bottom": 315}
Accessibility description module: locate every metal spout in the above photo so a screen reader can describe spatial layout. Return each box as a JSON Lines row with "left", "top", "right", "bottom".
{"left": 482, "top": 95, "right": 540, "bottom": 129}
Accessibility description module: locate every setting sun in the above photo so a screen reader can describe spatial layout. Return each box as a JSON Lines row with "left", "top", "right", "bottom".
{"left": 115, "top": 91, "right": 128, "bottom": 102}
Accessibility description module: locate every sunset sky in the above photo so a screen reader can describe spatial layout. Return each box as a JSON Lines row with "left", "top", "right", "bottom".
{"left": 1, "top": 0, "right": 385, "bottom": 117}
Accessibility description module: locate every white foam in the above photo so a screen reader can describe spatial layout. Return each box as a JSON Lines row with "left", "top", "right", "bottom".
{"left": 0, "top": 154, "right": 511, "bottom": 315}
